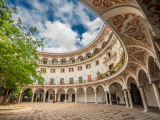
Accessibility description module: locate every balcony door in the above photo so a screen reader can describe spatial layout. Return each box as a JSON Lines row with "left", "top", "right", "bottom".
{"left": 88, "top": 75, "right": 91, "bottom": 82}
{"left": 60, "top": 78, "right": 64, "bottom": 85}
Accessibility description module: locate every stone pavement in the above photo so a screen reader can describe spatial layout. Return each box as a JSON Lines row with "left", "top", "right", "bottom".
{"left": 0, "top": 102, "right": 159, "bottom": 120}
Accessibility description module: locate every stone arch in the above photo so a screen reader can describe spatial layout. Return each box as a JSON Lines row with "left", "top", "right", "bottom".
{"left": 42, "top": 58, "right": 49, "bottom": 64}
{"left": 77, "top": 55, "right": 84, "bottom": 61}
{"left": 67, "top": 88, "right": 75, "bottom": 93}
{"left": 93, "top": 48, "right": 100, "bottom": 55}
{"left": 51, "top": 59, "right": 58, "bottom": 64}
{"left": 126, "top": 77, "right": 138, "bottom": 88}
{"left": 138, "top": 69, "right": 148, "bottom": 84}
{"left": 86, "top": 52, "right": 92, "bottom": 59}
{"left": 69, "top": 57, "right": 75, "bottom": 63}
{"left": 101, "top": 41, "right": 107, "bottom": 49}
{"left": 46, "top": 88, "right": 55, "bottom": 102}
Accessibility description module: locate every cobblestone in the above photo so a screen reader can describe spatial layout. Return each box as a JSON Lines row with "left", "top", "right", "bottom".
{"left": 0, "top": 102, "right": 159, "bottom": 120}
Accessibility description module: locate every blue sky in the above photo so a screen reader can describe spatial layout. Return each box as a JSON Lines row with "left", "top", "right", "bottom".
{"left": 9, "top": 0, "right": 104, "bottom": 53}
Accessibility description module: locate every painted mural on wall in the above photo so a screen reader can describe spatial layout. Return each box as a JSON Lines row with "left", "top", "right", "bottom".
{"left": 88, "top": 0, "right": 131, "bottom": 13}
{"left": 137, "top": 0, "right": 160, "bottom": 38}
{"left": 148, "top": 56, "right": 157, "bottom": 79}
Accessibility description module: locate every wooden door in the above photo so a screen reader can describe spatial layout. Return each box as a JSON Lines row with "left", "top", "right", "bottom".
{"left": 56, "top": 94, "right": 58, "bottom": 102}
{"left": 88, "top": 75, "right": 91, "bottom": 82}
{"left": 97, "top": 73, "right": 100, "bottom": 80}
{"left": 72, "top": 94, "right": 75, "bottom": 102}
{"left": 70, "top": 78, "right": 73, "bottom": 84}
{"left": 60, "top": 94, "right": 65, "bottom": 102}
{"left": 50, "top": 78, "right": 54, "bottom": 85}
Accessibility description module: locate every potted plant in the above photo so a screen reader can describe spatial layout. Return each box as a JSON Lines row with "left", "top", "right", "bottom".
{"left": 105, "top": 73, "right": 108, "bottom": 77}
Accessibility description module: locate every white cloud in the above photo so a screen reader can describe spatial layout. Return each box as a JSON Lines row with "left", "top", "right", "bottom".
{"left": 80, "top": 18, "right": 103, "bottom": 46}
{"left": 39, "top": 21, "right": 79, "bottom": 53}
{"left": 11, "top": 0, "right": 104, "bottom": 53}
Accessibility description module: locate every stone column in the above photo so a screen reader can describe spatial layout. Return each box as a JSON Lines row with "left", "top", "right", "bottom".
{"left": 105, "top": 91, "right": 108, "bottom": 105}
{"left": 123, "top": 90, "right": 129, "bottom": 108}
{"left": 85, "top": 92, "right": 87, "bottom": 103}
{"left": 65, "top": 93, "right": 67, "bottom": 103}
{"left": 127, "top": 89, "right": 133, "bottom": 108}
{"left": 139, "top": 86, "right": 148, "bottom": 112}
{"left": 152, "top": 82, "right": 160, "bottom": 109}
{"left": 18, "top": 93, "right": 22, "bottom": 103}
{"left": 31, "top": 93, "right": 34, "bottom": 103}
{"left": 75, "top": 93, "right": 77, "bottom": 103}
{"left": 43, "top": 92, "right": 46, "bottom": 103}
{"left": 95, "top": 92, "right": 97, "bottom": 104}
{"left": 109, "top": 91, "right": 112, "bottom": 105}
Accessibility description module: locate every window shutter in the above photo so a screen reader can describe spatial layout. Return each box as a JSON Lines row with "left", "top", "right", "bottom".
{"left": 86, "top": 65, "right": 88, "bottom": 68}
{"left": 54, "top": 69, "right": 55, "bottom": 72}
{"left": 69, "top": 68, "right": 70, "bottom": 72}
{"left": 78, "top": 67, "right": 79, "bottom": 70}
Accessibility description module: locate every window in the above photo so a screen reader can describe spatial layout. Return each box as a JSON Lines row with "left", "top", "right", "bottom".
{"left": 86, "top": 64, "right": 91, "bottom": 69}
{"left": 60, "top": 78, "right": 64, "bottom": 85}
{"left": 61, "top": 69, "right": 65, "bottom": 73}
{"left": 80, "top": 58, "right": 83, "bottom": 61}
{"left": 50, "top": 78, "right": 54, "bottom": 85}
{"left": 78, "top": 66, "right": 82, "bottom": 71}
{"left": 41, "top": 68, "right": 46, "bottom": 71}
{"left": 79, "top": 77, "right": 82, "bottom": 83}
{"left": 108, "top": 52, "right": 111, "bottom": 58}
{"left": 95, "top": 60, "right": 99, "bottom": 66}
{"left": 109, "top": 64, "right": 113, "bottom": 70}
{"left": 69, "top": 68, "right": 74, "bottom": 72}
{"left": 72, "top": 60, "right": 75, "bottom": 63}
{"left": 51, "top": 69, "right": 55, "bottom": 73}
{"left": 70, "top": 78, "right": 73, "bottom": 84}
{"left": 43, "top": 61, "right": 47, "bottom": 64}
{"left": 62, "top": 61, "right": 66, "bottom": 64}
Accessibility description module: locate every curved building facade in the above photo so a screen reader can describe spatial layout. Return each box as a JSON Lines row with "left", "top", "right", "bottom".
{"left": 18, "top": 0, "right": 160, "bottom": 113}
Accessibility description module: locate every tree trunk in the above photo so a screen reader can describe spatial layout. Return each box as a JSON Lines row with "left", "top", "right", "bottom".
{"left": 2, "top": 88, "right": 9, "bottom": 105}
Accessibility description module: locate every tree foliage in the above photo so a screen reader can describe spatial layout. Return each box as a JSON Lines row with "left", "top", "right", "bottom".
{"left": 0, "top": 0, "right": 45, "bottom": 103}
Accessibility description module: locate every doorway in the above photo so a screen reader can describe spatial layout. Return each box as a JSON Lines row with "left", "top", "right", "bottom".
{"left": 72, "top": 94, "right": 75, "bottom": 102}
{"left": 60, "top": 94, "right": 65, "bottom": 102}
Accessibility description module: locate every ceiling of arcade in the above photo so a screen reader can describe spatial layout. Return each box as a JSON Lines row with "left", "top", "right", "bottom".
{"left": 27, "top": 0, "right": 160, "bottom": 91}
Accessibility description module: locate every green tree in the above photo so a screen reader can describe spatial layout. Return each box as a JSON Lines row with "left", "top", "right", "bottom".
{"left": 0, "top": 0, "right": 45, "bottom": 104}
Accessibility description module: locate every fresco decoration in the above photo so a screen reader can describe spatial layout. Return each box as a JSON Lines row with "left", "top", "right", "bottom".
{"left": 98, "top": 36, "right": 105, "bottom": 43}
{"left": 91, "top": 43, "right": 97, "bottom": 49}
{"left": 142, "top": 0, "right": 160, "bottom": 27}
{"left": 125, "top": 67, "right": 135, "bottom": 75}
{"left": 42, "top": 54, "right": 49, "bottom": 57}
{"left": 68, "top": 53, "right": 75, "bottom": 57}
{"left": 148, "top": 56, "right": 157, "bottom": 79}
{"left": 83, "top": 48, "right": 90, "bottom": 53}
{"left": 121, "top": 72, "right": 127, "bottom": 80}
{"left": 124, "top": 16, "right": 151, "bottom": 47}
{"left": 51, "top": 55, "right": 59, "bottom": 58}
{"left": 76, "top": 51, "right": 83, "bottom": 55}
{"left": 127, "top": 47, "right": 145, "bottom": 54}
{"left": 101, "top": 26, "right": 111, "bottom": 36}
{"left": 129, "top": 66, "right": 137, "bottom": 74}
{"left": 129, "top": 55, "right": 143, "bottom": 65}
{"left": 122, "top": 35, "right": 148, "bottom": 47}
{"left": 128, "top": 62, "right": 140, "bottom": 67}
{"left": 132, "top": 51, "right": 146, "bottom": 65}
{"left": 37, "top": 53, "right": 41, "bottom": 56}
{"left": 138, "top": 70, "right": 144, "bottom": 84}
{"left": 108, "top": 13, "right": 136, "bottom": 32}
{"left": 89, "top": 0, "right": 131, "bottom": 13}
{"left": 59, "top": 54, "right": 67, "bottom": 58}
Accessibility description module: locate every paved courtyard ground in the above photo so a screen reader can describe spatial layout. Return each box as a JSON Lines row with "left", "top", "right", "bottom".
{"left": 0, "top": 102, "right": 160, "bottom": 120}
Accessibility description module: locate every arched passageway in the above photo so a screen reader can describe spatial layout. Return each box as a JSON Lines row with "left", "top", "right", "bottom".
{"left": 45, "top": 89, "right": 55, "bottom": 102}
{"left": 66, "top": 88, "right": 75, "bottom": 102}
{"left": 77, "top": 88, "right": 85, "bottom": 103}
{"left": 109, "top": 83, "right": 124, "bottom": 105}
{"left": 86, "top": 87, "right": 94, "bottom": 103}
{"left": 96, "top": 85, "right": 105, "bottom": 103}
{"left": 22, "top": 88, "right": 33, "bottom": 102}
{"left": 57, "top": 88, "right": 65, "bottom": 102}
{"left": 34, "top": 88, "right": 45, "bottom": 102}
